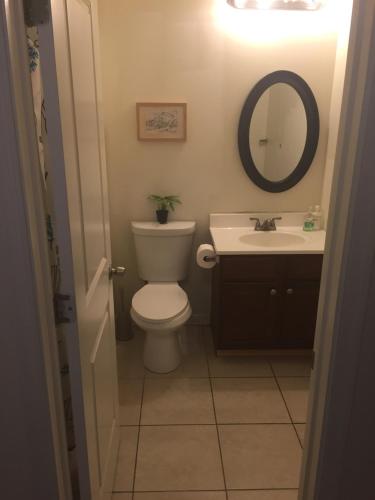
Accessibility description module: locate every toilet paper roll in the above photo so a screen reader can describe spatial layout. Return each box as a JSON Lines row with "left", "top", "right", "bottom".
{"left": 196, "top": 244, "right": 217, "bottom": 269}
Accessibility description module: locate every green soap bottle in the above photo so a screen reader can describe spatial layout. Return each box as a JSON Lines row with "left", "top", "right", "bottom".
{"left": 303, "top": 206, "right": 315, "bottom": 232}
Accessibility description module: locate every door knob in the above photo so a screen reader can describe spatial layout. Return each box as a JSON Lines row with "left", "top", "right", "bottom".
{"left": 109, "top": 266, "right": 126, "bottom": 279}
{"left": 286, "top": 288, "right": 294, "bottom": 295}
{"left": 270, "top": 289, "right": 277, "bottom": 296}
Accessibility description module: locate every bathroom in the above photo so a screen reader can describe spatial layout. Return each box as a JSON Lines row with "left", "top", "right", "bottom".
{"left": 96, "top": 0, "right": 352, "bottom": 498}
{"left": 5, "top": 0, "right": 372, "bottom": 498}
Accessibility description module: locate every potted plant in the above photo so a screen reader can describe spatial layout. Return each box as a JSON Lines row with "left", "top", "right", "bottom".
{"left": 148, "top": 194, "right": 181, "bottom": 224}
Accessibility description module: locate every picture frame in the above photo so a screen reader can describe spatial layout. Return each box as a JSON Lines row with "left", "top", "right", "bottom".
{"left": 136, "top": 102, "right": 187, "bottom": 142}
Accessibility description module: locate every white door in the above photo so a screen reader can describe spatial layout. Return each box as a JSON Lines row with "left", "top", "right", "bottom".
{"left": 38, "top": 1, "right": 120, "bottom": 498}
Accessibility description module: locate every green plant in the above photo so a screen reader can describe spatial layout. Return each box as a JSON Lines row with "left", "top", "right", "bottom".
{"left": 148, "top": 194, "right": 181, "bottom": 212}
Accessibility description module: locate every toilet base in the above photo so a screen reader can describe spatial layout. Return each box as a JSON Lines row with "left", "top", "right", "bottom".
{"left": 130, "top": 303, "right": 191, "bottom": 374}
{"left": 144, "top": 329, "right": 181, "bottom": 373}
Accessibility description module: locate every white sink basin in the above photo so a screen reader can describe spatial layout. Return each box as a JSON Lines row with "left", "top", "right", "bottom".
{"left": 209, "top": 213, "right": 325, "bottom": 255}
{"left": 239, "top": 231, "right": 307, "bottom": 248}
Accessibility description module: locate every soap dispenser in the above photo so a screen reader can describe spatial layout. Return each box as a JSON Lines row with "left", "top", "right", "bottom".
{"left": 303, "top": 206, "right": 315, "bottom": 232}
{"left": 312, "top": 205, "right": 323, "bottom": 230}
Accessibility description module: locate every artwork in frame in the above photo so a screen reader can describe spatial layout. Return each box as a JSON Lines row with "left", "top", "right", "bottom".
{"left": 136, "top": 102, "right": 187, "bottom": 142}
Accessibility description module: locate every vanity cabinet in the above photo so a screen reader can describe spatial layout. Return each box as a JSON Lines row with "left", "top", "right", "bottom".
{"left": 211, "top": 254, "right": 323, "bottom": 350}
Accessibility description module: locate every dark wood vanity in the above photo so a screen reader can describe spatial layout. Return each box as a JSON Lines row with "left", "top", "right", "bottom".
{"left": 211, "top": 254, "right": 323, "bottom": 351}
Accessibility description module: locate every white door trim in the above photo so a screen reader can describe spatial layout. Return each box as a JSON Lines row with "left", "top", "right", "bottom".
{"left": 300, "top": 1, "right": 375, "bottom": 498}
{"left": 37, "top": 0, "right": 120, "bottom": 497}
{"left": 0, "top": 1, "right": 71, "bottom": 498}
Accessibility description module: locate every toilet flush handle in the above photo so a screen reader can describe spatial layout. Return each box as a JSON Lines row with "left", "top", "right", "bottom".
{"left": 109, "top": 266, "right": 126, "bottom": 279}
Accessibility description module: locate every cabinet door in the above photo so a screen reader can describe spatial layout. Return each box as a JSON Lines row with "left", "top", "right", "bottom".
{"left": 279, "top": 281, "right": 321, "bottom": 348}
{"left": 219, "top": 282, "right": 280, "bottom": 348}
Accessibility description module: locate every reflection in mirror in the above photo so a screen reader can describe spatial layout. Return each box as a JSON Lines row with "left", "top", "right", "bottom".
{"left": 249, "top": 83, "right": 307, "bottom": 182}
{"left": 238, "top": 70, "right": 319, "bottom": 193}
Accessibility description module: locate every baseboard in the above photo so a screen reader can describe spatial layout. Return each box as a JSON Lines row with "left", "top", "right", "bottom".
{"left": 188, "top": 313, "right": 210, "bottom": 326}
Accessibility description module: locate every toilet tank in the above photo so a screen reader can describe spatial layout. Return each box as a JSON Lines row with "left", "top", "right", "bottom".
{"left": 131, "top": 221, "right": 196, "bottom": 282}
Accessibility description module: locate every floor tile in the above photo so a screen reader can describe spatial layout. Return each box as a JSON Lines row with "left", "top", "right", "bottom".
{"left": 269, "top": 355, "right": 312, "bottom": 377}
{"left": 134, "top": 493, "right": 227, "bottom": 500}
{"left": 212, "top": 378, "right": 290, "bottom": 424}
{"left": 141, "top": 378, "right": 215, "bottom": 425}
{"left": 227, "top": 491, "right": 298, "bottom": 500}
{"left": 145, "top": 326, "right": 209, "bottom": 378}
{"left": 278, "top": 377, "right": 310, "bottom": 423}
{"left": 219, "top": 424, "right": 302, "bottom": 489}
{"left": 208, "top": 354, "right": 273, "bottom": 378}
{"left": 119, "top": 379, "right": 143, "bottom": 425}
{"left": 135, "top": 425, "right": 225, "bottom": 491}
{"left": 295, "top": 423, "right": 306, "bottom": 446}
{"left": 203, "top": 330, "right": 273, "bottom": 378}
{"left": 117, "top": 335, "right": 145, "bottom": 379}
{"left": 113, "top": 426, "right": 139, "bottom": 492}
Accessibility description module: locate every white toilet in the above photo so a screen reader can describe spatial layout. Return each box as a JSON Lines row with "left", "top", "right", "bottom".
{"left": 130, "top": 221, "right": 196, "bottom": 373}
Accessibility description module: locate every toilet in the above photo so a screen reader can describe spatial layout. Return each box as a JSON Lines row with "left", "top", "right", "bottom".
{"left": 130, "top": 221, "right": 196, "bottom": 373}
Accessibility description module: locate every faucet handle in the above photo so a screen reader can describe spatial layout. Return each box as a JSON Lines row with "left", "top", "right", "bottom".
{"left": 267, "top": 216, "right": 282, "bottom": 231}
{"left": 270, "top": 216, "right": 282, "bottom": 224}
{"left": 249, "top": 217, "right": 261, "bottom": 230}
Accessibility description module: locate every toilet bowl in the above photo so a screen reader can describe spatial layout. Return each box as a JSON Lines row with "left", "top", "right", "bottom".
{"left": 131, "top": 220, "right": 196, "bottom": 373}
{"left": 130, "top": 283, "right": 192, "bottom": 373}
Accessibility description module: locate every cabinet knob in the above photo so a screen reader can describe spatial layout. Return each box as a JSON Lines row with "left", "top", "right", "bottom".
{"left": 270, "top": 289, "right": 277, "bottom": 296}
{"left": 287, "top": 288, "right": 294, "bottom": 295}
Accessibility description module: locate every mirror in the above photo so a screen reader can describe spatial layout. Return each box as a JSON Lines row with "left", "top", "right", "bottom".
{"left": 249, "top": 83, "right": 307, "bottom": 182}
{"left": 238, "top": 71, "right": 319, "bottom": 193}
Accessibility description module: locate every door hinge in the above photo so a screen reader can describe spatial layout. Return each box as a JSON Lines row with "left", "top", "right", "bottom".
{"left": 54, "top": 293, "right": 76, "bottom": 325}
{"left": 23, "top": 0, "right": 50, "bottom": 27}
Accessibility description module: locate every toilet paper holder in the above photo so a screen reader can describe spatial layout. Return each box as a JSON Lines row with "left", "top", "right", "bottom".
{"left": 196, "top": 243, "right": 218, "bottom": 269}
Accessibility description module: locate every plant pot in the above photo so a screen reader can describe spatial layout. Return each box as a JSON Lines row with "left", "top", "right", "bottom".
{"left": 156, "top": 209, "right": 169, "bottom": 224}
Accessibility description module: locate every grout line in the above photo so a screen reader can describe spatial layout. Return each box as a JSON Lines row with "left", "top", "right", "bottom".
{"left": 203, "top": 326, "right": 229, "bottom": 500}
{"left": 130, "top": 370, "right": 146, "bottom": 499}
{"left": 293, "top": 423, "right": 305, "bottom": 449}
{"left": 122, "top": 375, "right": 309, "bottom": 380}
{"left": 145, "top": 375, "right": 276, "bottom": 379}
{"left": 122, "top": 487, "right": 299, "bottom": 494}
{"left": 120, "top": 422, "right": 299, "bottom": 427}
{"left": 269, "top": 363, "right": 304, "bottom": 450}
{"left": 128, "top": 488, "right": 298, "bottom": 494}
{"left": 227, "top": 487, "right": 299, "bottom": 492}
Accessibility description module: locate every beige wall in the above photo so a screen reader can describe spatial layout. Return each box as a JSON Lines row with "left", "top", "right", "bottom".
{"left": 98, "top": 0, "right": 340, "bottom": 331}
{"left": 321, "top": 0, "right": 353, "bottom": 226}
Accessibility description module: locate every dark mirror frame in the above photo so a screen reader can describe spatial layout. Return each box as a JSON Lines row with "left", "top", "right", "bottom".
{"left": 238, "top": 70, "right": 320, "bottom": 193}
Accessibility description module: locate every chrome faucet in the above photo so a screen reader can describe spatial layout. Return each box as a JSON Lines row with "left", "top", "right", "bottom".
{"left": 250, "top": 216, "right": 282, "bottom": 231}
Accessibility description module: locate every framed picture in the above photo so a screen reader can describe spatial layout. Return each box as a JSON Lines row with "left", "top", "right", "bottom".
{"left": 136, "top": 102, "right": 187, "bottom": 142}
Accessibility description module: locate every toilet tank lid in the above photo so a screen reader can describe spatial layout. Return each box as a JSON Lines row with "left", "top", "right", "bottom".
{"left": 131, "top": 221, "right": 196, "bottom": 236}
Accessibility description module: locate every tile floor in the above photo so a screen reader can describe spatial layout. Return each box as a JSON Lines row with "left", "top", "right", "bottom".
{"left": 113, "top": 325, "right": 311, "bottom": 500}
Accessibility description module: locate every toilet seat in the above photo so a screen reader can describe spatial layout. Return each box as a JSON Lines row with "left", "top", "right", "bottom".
{"left": 132, "top": 283, "right": 189, "bottom": 323}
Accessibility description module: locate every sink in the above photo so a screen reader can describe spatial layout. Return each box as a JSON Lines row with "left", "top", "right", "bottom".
{"left": 209, "top": 213, "right": 325, "bottom": 254}
{"left": 239, "top": 231, "right": 308, "bottom": 248}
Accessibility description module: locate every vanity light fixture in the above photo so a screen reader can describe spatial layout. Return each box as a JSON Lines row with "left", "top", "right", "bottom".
{"left": 227, "top": 0, "right": 323, "bottom": 10}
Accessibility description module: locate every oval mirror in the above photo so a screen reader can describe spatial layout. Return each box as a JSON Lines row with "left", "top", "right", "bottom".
{"left": 238, "top": 71, "right": 319, "bottom": 193}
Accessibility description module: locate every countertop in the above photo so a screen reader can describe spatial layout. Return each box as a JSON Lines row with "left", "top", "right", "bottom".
{"left": 209, "top": 212, "right": 326, "bottom": 255}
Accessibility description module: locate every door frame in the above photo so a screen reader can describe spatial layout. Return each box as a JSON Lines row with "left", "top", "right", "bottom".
{"left": 300, "top": 1, "right": 375, "bottom": 497}
{"left": 3, "top": 0, "right": 375, "bottom": 498}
